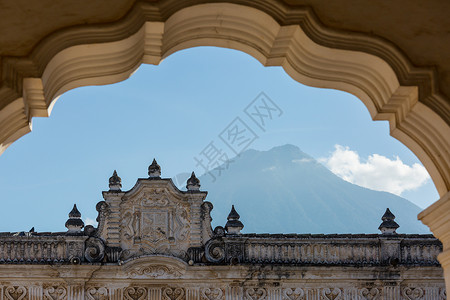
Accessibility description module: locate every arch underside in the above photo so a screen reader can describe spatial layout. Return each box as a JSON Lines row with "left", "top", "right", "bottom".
{"left": 0, "top": 3, "right": 449, "bottom": 227}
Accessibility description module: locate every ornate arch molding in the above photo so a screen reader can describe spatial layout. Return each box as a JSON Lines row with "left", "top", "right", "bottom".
{"left": 0, "top": 2, "right": 449, "bottom": 199}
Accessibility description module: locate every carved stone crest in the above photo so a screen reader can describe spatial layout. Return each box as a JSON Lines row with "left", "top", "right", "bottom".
{"left": 119, "top": 184, "right": 192, "bottom": 259}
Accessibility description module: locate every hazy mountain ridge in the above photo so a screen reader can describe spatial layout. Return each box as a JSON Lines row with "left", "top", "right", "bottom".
{"left": 198, "top": 144, "right": 429, "bottom": 234}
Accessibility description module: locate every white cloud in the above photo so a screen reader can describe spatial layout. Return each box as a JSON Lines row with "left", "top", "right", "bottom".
{"left": 84, "top": 217, "right": 98, "bottom": 227}
{"left": 321, "top": 145, "right": 430, "bottom": 196}
{"left": 292, "top": 158, "right": 314, "bottom": 163}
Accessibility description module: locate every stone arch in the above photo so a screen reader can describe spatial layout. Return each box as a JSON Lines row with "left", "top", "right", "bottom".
{"left": 2, "top": 2, "right": 448, "bottom": 196}
{"left": 0, "top": 2, "right": 449, "bottom": 283}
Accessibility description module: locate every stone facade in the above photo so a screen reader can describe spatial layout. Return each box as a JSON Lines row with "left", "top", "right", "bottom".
{"left": 0, "top": 161, "right": 445, "bottom": 299}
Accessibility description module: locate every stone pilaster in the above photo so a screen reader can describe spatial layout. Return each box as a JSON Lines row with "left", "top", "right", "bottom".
{"left": 383, "top": 282, "right": 401, "bottom": 300}
{"left": 101, "top": 192, "right": 125, "bottom": 247}
{"left": 186, "top": 287, "right": 199, "bottom": 300}
{"left": 225, "top": 286, "right": 243, "bottom": 300}
{"left": 148, "top": 287, "right": 161, "bottom": 300}
{"left": 188, "top": 196, "right": 204, "bottom": 248}
{"left": 28, "top": 286, "right": 43, "bottom": 300}
{"left": 108, "top": 286, "right": 125, "bottom": 300}
{"left": 67, "top": 283, "right": 84, "bottom": 300}
{"left": 419, "top": 190, "right": 450, "bottom": 292}
{"left": 383, "top": 285, "right": 400, "bottom": 299}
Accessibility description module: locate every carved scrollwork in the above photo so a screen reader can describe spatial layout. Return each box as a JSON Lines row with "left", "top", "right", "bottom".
{"left": 282, "top": 288, "right": 305, "bottom": 300}
{"left": 200, "top": 288, "right": 224, "bottom": 300}
{"left": 162, "top": 287, "right": 186, "bottom": 300}
{"left": 205, "top": 239, "right": 225, "bottom": 263}
{"left": 245, "top": 288, "right": 267, "bottom": 300}
{"left": 86, "top": 287, "right": 108, "bottom": 300}
{"left": 124, "top": 287, "right": 147, "bottom": 300}
{"left": 402, "top": 287, "right": 424, "bottom": 300}
{"left": 142, "top": 195, "right": 169, "bottom": 206}
{"left": 84, "top": 237, "right": 105, "bottom": 263}
{"left": 43, "top": 286, "right": 67, "bottom": 300}
{"left": 439, "top": 288, "right": 446, "bottom": 300}
{"left": 128, "top": 264, "right": 183, "bottom": 278}
{"left": 95, "top": 201, "right": 109, "bottom": 236}
{"left": 321, "top": 288, "right": 342, "bottom": 300}
{"left": 359, "top": 288, "right": 380, "bottom": 300}
{"left": 5, "top": 286, "right": 27, "bottom": 300}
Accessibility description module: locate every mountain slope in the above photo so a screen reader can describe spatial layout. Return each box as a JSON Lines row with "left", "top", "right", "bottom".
{"left": 198, "top": 144, "right": 429, "bottom": 234}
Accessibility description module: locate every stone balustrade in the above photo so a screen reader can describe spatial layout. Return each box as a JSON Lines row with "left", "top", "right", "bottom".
{"left": 0, "top": 235, "right": 86, "bottom": 264}
{"left": 204, "top": 233, "right": 442, "bottom": 266}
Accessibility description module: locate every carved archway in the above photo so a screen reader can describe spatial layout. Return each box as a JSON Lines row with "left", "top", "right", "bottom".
{"left": 0, "top": 1, "right": 449, "bottom": 289}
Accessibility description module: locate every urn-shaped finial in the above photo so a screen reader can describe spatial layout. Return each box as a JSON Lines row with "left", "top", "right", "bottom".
{"left": 148, "top": 158, "right": 161, "bottom": 178}
{"left": 65, "top": 204, "right": 84, "bottom": 234}
{"left": 186, "top": 172, "right": 200, "bottom": 191}
{"left": 225, "top": 205, "right": 244, "bottom": 234}
{"left": 109, "top": 170, "right": 122, "bottom": 191}
{"left": 378, "top": 208, "right": 399, "bottom": 234}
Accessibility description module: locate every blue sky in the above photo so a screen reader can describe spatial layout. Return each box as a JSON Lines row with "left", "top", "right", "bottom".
{"left": 0, "top": 47, "right": 439, "bottom": 232}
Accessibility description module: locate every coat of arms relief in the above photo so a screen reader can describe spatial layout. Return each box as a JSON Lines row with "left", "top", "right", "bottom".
{"left": 120, "top": 188, "right": 191, "bottom": 259}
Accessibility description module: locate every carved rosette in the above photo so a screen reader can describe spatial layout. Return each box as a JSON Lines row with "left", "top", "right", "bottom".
{"left": 359, "top": 288, "right": 381, "bottom": 300}
{"left": 5, "top": 286, "right": 27, "bottom": 300}
{"left": 200, "top": 288, "right": 224, "bottom": 300}
{"left": 282, "top": 288, "right": 305, "bottom": 300}
{"left": 43, "top": 285, "right": 67, "bottom": 300}
{"left": 320, "top": 288, "right": 343, "bottom": 300}
{"left": 124, "top": 287, "right": 147, "bottom": 300}
{"left": 402, "top": 287, "right": 424, "bottom": 300}
{"left": 86, "top": 287, "right": 108, "bottom": 300}
{"left": 162, "top": 287, "right": 186, "bottom": 300}
{"left": 244, "top": 288, "right": 267, "bottom": 300}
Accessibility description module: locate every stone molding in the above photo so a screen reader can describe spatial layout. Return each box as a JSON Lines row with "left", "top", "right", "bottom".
{"left": 0, "top": 283, "right": 445, "bottom": 300}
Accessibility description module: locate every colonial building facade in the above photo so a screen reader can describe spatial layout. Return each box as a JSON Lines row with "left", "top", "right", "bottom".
{"left": 0, "top": 161, "right": 445, "bottom": 299}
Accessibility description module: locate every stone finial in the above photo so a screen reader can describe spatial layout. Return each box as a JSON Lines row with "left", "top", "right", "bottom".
{"left": 109, "top": 170, "right": 122, "bottom": 191}
{"left": 148, "top": 158, "right": 161, "bottom": 178}
{"left": 225, "top": 205, "right": 244, "bottom": 234}
{"left": 378, "top": 208, "right": 399, "bottom": 234}
{"left": 186, "top": 172, "right": 200, "bottom": 191}
{"left": 65, "top": 204, "right": 84, "bottom": 234}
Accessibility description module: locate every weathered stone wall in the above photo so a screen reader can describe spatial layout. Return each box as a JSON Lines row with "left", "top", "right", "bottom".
{"left": 0, "top": 167, "right": 445, "bottom": 299}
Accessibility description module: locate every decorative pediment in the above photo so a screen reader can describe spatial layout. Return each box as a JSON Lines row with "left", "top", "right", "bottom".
{"left": 97, "top": 163, "right": 212, "bottom": 262}
{"left": 123, "top": 256, "right": 187, "bottom": 279}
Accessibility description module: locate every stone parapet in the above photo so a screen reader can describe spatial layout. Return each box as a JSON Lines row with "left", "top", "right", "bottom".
{"left": 0, "top": 235, "right": 86, "bottom": 264}
{"left": 202, "top": 233, "right": 442, "bottom": 267}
